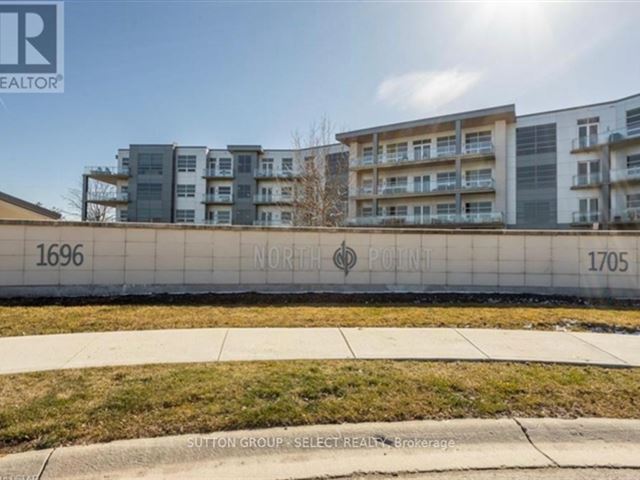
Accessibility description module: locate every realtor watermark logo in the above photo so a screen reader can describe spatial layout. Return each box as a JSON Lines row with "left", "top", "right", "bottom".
{"left": 0, "top": 1, "right": 64, "bottom": 93}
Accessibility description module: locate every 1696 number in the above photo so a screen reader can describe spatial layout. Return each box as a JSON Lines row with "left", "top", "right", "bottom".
{"left": 36, "top": 243, "right": 84, "bottom": 267}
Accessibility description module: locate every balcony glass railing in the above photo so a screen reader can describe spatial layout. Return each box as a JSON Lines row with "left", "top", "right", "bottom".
{"left": 350, "top": 143, "right": 495, "bottom": 167}
{"left": 572, "top": 172, "right": 602, "bottom": 187}
{"left": 253, "top": 219, "right": 293, "bottom": 227}
{"left": 87, "top": 192, "right": 129, "bottom": 202}
{"left": 254, "top": 168, "right": 296, "bottom": 178}
{"left": 613, "top": 207, "right": 640, "bottom": 223}
{"left": 203, "top": 193, "right": 233, "bottom": 203}
{"left": 254, "top": 194, "right": 294, "bottom": 203}
{"left": 85, "top": 166, "right": 130, "bottom": 176}
{"left": 353, "top": 178, "right": 493, "bottom": 196}
{"left": 571, "top": 125, "right": 640, "bottom": 150}
{"left": 572, "top": 211, "right": 601, "bottom": 224}
{"left": 205, "top": 217, "right": 231, "bottom": 225}
{"left": 348, "top": 212, "right": 504, "bottom": 226}
{"left": 203, "top": 167, "right": 233, "bottom": 177}
{"left": 463, "top": 178, "right": 495, "bottom": 189}
{"left": 610, "top": 166, "right": 640, "bottom": 183}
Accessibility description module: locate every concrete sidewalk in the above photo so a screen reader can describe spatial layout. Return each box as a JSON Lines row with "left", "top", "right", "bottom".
{"left": 1, "top": 418, "right": 638, "bottom": 479}
{"left": 0, "top": 327, "right": 639, "bottom": 374}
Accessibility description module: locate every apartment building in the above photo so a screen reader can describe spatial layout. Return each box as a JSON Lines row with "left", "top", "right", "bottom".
{"left": 339, "top": 92, "right": 640, "bottom": 229}
{"left": 82, "top": 144, "right": 348, "bottom": 226}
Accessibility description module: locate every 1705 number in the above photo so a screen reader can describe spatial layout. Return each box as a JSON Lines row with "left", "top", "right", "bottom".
{"left": 587, "top": 251, "right": 629, "bottom": 272}
{"left": 36, "top": 243, "right": 84, "bottom": 267}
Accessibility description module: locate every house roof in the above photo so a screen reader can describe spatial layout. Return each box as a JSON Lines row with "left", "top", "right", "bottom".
{"left": 0, "top": 191, "right": 61, "bottom": 219}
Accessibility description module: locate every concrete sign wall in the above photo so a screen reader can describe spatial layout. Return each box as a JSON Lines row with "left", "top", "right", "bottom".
{"left": 0, "top": 220, "right": 639, "bottom": 298}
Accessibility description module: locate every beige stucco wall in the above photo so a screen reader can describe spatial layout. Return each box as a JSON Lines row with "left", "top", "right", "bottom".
{"left": 0, "top": 220, "right": 638, "bottom": 297}
{"left": 0, "top": 200, "right": 56, "bottom": 221}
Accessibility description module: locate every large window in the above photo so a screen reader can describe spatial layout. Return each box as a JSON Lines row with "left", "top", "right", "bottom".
{"left": 627, "top": 194, "right": 640, "bottom": 209}
{"left": 436, "top": 136, "right": 456, "bottom": 156}
{"left": 576, "top": 160, "right": 600, "bottom": 185}
{"left": 175, "top": 209, "right": 195, "bottom": 223}
{"left": 464, "top": 131, "right": 492, "bottom": 154}
{"left": 413, "top": 139, "right": 431, "bottom": 160}
{"left": 577, "top": 117, "right": 599, "bottom": 148}
{"left": 627, "top": 107, "right": 640, "bottom": 135}
{"left": 176, "top": 184, "right": 195, "bottom": 198}
{"left": 465, "top": 168, "right": 492, "bottom": 188}
{"left": 237, "top": 184, "right": 251, "bottom": 199}
{"left": 437, "top": 203, "right": 456, "bottom": 215}
{"left": 238, "top": 155, "right": 252, "bottom": 173}
{"left": 436, "top": 171, "right": 456, "bottom": 190}
{"left": 177, "top": 155, "right": 196, "bottom": 172}
{"left": 282, "top": 158, "right": 293, "bottom": 172}
{"left": 385, "top": 143, "right": 408, "bottom": 161}
{"left": 516, "top": 165, "right": 556, "bottom": 189}
{"left": 137, "top": 183, "right": 162, "bottom": 200}
{"left": 516, "top": 124, "right": 556, "bottom": 155}
{"left": 465, "top": 202, "right": 492, "bottom": 214}
{"left": 627, "top": 154, "right": 640, "bottom": 170}
{"left": 137, "top": 153, "right": 163, "bottom": 175}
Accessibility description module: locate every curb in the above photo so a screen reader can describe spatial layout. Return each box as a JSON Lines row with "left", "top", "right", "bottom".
{"left": 1, "top": 418, "right": 639, "bottom": 479}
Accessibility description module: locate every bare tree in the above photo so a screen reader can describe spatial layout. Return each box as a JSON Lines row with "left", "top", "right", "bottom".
{"left": 63, "top": 179, "right": 115, "bottom": 222}
{"left": 290, "top": 117, "right": 348, "bottom": 227}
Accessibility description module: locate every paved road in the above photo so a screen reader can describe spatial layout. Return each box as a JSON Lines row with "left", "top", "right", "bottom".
{"left": 348, "top": 469, "right": 640, "bottom": 480}
{"left": 1, "top": 327, "right": 639, "bottom": 374}
{"left": 1, "top": 418, "right": 638, "bottom": 479}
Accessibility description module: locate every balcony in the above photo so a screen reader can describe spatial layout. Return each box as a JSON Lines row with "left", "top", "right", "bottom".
{"left": 352, "top": 178, "right": 494, "bottom": 198}
{"left": 86, "top": 192, "right": 129, "bottom": 205}
{"left": 462, "top": 178, "right": 495, "bottom": 190}
{"left": 205, "top": 217, "right": 231, "bottom": 225}
{"left": 254, "top": 194, "right": 293, "bottom": 204}
{"left": 348, "top": 212, "right": 504, "bottom": 227}
{"left": 571, "top": 125, "right": 640, "bottom": 152}
{"left": 610, "top": 166, "right": 640, "bottom": 184}
{"left": 203, "top": 167, "right": 233, "bottom": 178}
{"left": 571, "top": 173, "right": 602, "bottom": 189}
{"left": 612, "top": 207, "right": 640, "bottom": 224}
{"left": 350, "top": 143, "right": 495, "bottom": 169}
{"left": 572, "top": 211, "right": 601, "bottom": 224}
{"left": 253, "top": 219, "right": 293, "bottom": 227}
{"left": 254, "top": 168, "right": 297, "bottom": 179}
{"left": 84, "top": 166, "right": 130, "bottom": 185}
{"left": 203, "top": 193, "right": 233, "bottom": 204}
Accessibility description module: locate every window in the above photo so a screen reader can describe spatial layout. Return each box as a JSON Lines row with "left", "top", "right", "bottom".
{"left": 413, "top": 139, "right": 431, "bottom": 160}
{"left": 576, "top": 160, "right": 600, "bottom": 185}
{"left": 177, "top": 155, "right": 196, "bottom": 172}
{"left": 436, "top": 136, "right": 456, "bottom": 156}
{"left": 385, "top": 142, "right": 408, "bottom": 161}
{"left": 120, "top": 185, "right": 128, "bottom": 194}
{"left": 627, "top": 194, "right": 640, "bottom": 209}
{"left": 436, "top": 171, "right": 456, "bottom": 190}
{"left": 465, "top": 131, "right": 492, "bottom": 154}
{"left": 119, "top": 210, "right": 128, "bottom": 222}
{"left": 385, "top": 205, "right": 407, "bottom": 217}
{"left": 282, "top": 158, "right": 293, "bottom": 172}
{"left": 465, "top": 169, "right": 492, "bottom": 188}
{"left": 627, "top": 154, "right": 640, "bottom": 170}
{"left": 218, "top": 158, "right": 232, "bottom": 173}
{"left": 175, "top": 209, "right": 195, "bottom": 223}
{"left": 281, "top": 186, "right": 293, "bottom": 198}
{"left": 238, "top": 155, "right": 252, "bottom": 173}
{"left": 577, "top": 117, "right": 599, "bottom": 148}
{"left": 212, "top": 209, "right": 231, "bottom": 224}
{"left": 217, "top": 186, "right": 232, "bottom": 200}
{"left": 413, "top": 175, "right": 431, "bottom": 193}
{"left": 413, "top": 205, "right": 431, "bottom": 222}
{"left": 137, "top": 208, "right": 164, "bottom": 222}
{"left": 137, "top": 153, "right": 163, "bottom": 175}
{"left": 176, "top": 184, "right": 195, "bottom": 198}
{"left": 361, "top": 178, "right": 373, "bottom": 194}
{"left": 516, "top": 124, "right": 556, "bottom": 155}
{"left": 578, "top": 198, "right": 599, "bottom": 222}
{"left": 122, "top": 157, "right": 129, "bottom": 168}
{"left": 281, "top": 211, "right": 292, "bottom": 223}
{"left": 516, "top": 165, "right": 556, "bottom": 189}
{"left": 626, "top": 107, "right": 640, "bottom": 135}
{"left": 382, "top": 176, "right": 408, "bottom": 194}
{"left": 237, "top": 184, "right": 251, "bottom": 199}
{"left": 465, "top": 202, "right": 492, "bottom": 214}
{"left": 361, "top": 206, "right": 373, "bottom": 217}
{"left": 137, "top": 183, "right": 162, "bottom": 200}
{"left": 437, "top": 203, "right": 456, "bottom": 215}
{"left": 517, "top": 200, "right": 554, "bottom": 226}
{"left": 260, "top": 158, "right": 274, "bottom": 174}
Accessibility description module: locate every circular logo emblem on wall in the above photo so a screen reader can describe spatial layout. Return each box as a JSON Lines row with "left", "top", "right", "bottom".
{"left": 333, "top": 240, "right": 357, "bottom": 276}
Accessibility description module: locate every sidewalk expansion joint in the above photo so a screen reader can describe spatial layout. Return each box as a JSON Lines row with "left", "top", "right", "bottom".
{"left": 217, "top": 328, "right": 230, "bottom": 362}
{"left": 567, "top": 332, "right": 630, "bottom": 366}
{"left": 37, "top": 447, "right": 55, "bottom": 480}
{"left": 513, "top": 417, "right": 559, "bottom": 468}
{"left": 338, "top": 327, "right": 356, "bottom": 358}
{"left": 453, "top": 328, "right": 491, "bottom": 359}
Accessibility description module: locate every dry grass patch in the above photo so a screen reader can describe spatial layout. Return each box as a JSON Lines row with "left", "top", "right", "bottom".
{"left": 1, "top": 304, "right": 640, "bottom": 337}
{"left": 0, "top": 361, "right": 639, "bottom": 454}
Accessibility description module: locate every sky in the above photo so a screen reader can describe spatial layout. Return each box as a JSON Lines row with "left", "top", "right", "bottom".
{"left": 1, "top": 1, "right": 640, "bottom": 214}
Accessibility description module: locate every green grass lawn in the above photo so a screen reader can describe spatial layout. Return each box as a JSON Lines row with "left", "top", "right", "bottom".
{"left": 1, "top": 303, "right": 640, "bottom": 336}
{"left": 1, "top": 360, "right": 638, "bottom": 454}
